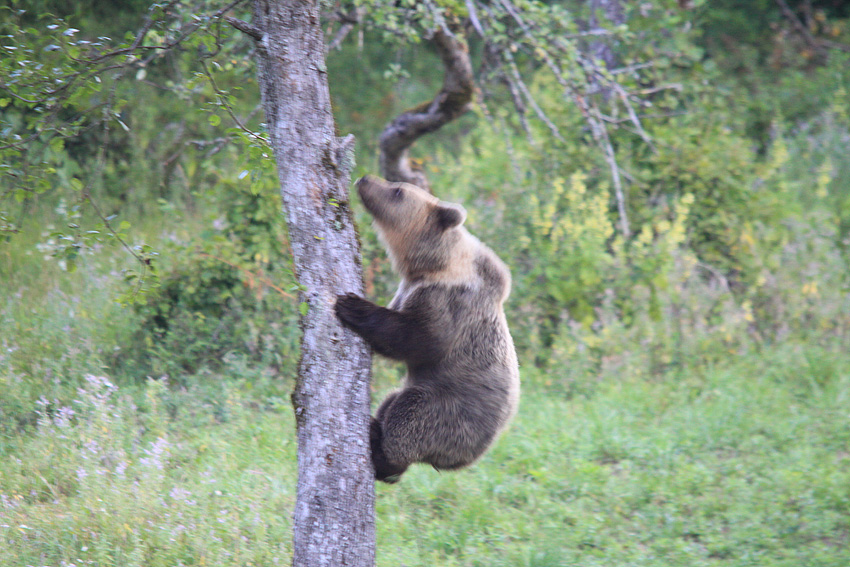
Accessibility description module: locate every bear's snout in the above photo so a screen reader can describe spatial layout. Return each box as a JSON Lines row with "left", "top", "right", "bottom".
{"left": 355, "top": 175, "right": 383, "bottom": 192}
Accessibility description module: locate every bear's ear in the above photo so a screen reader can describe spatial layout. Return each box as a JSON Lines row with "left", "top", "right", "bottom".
{"left": 434, "top": 202, "right": 467, "bottom": 230}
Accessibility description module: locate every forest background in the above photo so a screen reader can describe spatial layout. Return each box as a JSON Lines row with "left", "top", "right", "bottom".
{"left": 1, "top": 0, "right": 850, "bottom": 565}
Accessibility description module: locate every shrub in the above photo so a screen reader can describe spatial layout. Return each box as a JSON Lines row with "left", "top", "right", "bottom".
{"left": 119, "top": 170, "right": 300, "bottom": 383}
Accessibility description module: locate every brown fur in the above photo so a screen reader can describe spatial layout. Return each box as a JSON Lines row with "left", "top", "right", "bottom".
{"left": 335, "top": 175, "right": 520, "bottom": 483}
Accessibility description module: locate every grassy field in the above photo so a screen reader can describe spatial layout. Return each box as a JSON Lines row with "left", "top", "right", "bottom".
{"left": 379, "top": 341, "right": 850, "bottom": 567}
{"left": 3, "top": 1, "right": 850, "bottom": 564}
{"left": 1, "top": 236, "right": 849, "bottom": 567}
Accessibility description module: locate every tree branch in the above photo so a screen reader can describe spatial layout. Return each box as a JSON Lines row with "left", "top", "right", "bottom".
{"left": 378, "top": 27, "right": 474, "bottom": 191}
{"left": 775, "top": 0, "right": 827, "bottom": 58}
{"left": 501, "top": 48, "right": 565, "bottom": 143}
{"left": 327, "top": 7, "right": 366, "bottom": 51}
{"left": 486, "top": 0, "right": 634, "bottom": 236}
{"left": 225, "top": 15, "right": 263, "bottom": 41}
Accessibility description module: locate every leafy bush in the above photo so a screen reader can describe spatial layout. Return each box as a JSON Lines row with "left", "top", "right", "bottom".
{"left": 119, "top": 168, "right": 300, "bottom": 383}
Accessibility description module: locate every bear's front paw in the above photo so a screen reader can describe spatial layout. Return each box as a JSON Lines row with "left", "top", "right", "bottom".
{"left": 334, "top": 293, "right": 372, "bottom": 328}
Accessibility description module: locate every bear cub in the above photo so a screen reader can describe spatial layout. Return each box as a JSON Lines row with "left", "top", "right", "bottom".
{"left": 335, "top": 175, "right": 520, "bottom": 483}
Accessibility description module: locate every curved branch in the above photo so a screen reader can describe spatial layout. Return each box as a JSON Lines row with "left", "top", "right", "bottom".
{"left": 378, "top": 28, "right": 474, "bottom": 192}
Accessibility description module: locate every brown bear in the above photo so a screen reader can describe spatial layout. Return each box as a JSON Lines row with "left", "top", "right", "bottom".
{"left": 335, "top": 175, "right": 520, "bottom": 483}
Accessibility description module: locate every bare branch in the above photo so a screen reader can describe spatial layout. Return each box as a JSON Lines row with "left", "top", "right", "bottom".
{"left": 819, "top": 38, "right": 850, "bottom": 52}
{"left": 465, "top": 0, "right": 486, "bottom": 38}
{"left": 502, "top": 49, "right": 566, "bottom": 143}
{"left": 379, "top": 27, "right": 474, "bottom": 191}
{"left": 772, "top": 0, "right": 850, "bottom": 54}
{"left": 225, "top": 15, "right": 263, "bottom": 41}
{"left": 502, "top": 70, "right": 534, "bottom": 145}
{"left": 327, "top": 22, "right": 355, "bottom": 51}
{"left": 695, "top": 261, "right": 731, "bottom": 294}
{"left": 594, "top": 106, "right": 631, "bottom": 238}
{"left": 611, "top": 82, "right": 655, "bottom": 150}
{"left": 486, "top": 1, "right": 635, "bottom": 236}
{"left": 327, "top": 7, "right": 366, "bottom": 51}
{"left": 569, "top": 91, "right": 632, "bottom": 238}
{"left": 775, "top": 0, "right": 827, "bottom": 57}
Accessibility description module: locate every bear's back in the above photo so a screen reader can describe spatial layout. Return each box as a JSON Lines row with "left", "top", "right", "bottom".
{"left": 397, "top": 242, "right": 518, "bottom": 402}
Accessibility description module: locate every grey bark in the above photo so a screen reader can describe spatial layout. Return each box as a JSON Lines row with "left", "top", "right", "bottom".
{"left": 378, "top": 28, "right": 474, "bottom": 192}
{"left": 248, "top": 2, "right": 375, "bottom": 566}
{"left": 585, "top": 0, "right": 630, "bottom": 237}
{"left": 588, "top": 0, "right": 625, "bottom": 74}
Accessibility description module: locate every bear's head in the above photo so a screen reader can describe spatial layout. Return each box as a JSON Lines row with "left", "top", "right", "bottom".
{"left": 356, "top": 175, "right": 468, "bottom": 278}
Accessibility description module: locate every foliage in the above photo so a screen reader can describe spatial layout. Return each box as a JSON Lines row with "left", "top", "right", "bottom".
{"left": 1, "top": 0, "right": 300, "bottom": 380}
{"left": 0, "top": 0, "right": 258, "bottom": 288}
{"left": 119, "top": 149, "right": 300, "bottom": 382}
{"left": 3, "top": 0, "right": 850, "bottom": 564}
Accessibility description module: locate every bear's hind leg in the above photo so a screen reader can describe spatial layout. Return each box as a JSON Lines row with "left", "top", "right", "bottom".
{"left": 370, "top": 417, "right": 408, "bottom": 483}
{"left": 375, "top": 390, "right": 400, "bottom": 422}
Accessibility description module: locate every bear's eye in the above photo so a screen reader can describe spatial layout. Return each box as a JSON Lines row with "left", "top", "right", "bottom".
{"left": 391, "top": 187, "right": 403, "bottom": 200}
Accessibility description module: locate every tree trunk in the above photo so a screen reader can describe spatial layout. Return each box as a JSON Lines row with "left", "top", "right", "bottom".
{"left": 250, "top": 2, "right": 375, "bottom": 566}
{"left": 588, "top": 0, "right": 625, "bottom": 74}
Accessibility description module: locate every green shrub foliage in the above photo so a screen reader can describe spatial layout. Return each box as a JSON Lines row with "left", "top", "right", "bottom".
{"left": 121, "top": 163, "right": 300, "bottom": 382}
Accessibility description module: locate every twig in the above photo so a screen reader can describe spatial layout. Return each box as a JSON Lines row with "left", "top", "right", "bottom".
{"left": 587, "top": 99, "right": 630, "bottom": 238}
{"left": 611, "top": 82, "right": 655, "bottom": 151}
{"left": 327, "top": 7, "right": 366, "bottom": 51}
{"left": 502, "top": 49, "right": 565, "bottom": 143}
{"left": 224, "top": 16, "right": 262, "bottom": 41}
{"left": 636, "top": 84, "right": 683, "bottom": 96}
{"left": 129, "top": 0, "right": 180, "bottom": 51}
{"left": 775, "top": 0, "right": 827, "bottom": 57}
{"left": 502, "top": 69, "right": 534, "bottom": 145}
{"left": 465, "top": 0, "right": 486, "bottom": 38}
{"left": 328, "top": 22, "right": 355, "bottom": 51}
{"left": 695, "top": 261, "right": 730, "bottom": 293}
{"left": 200, "top": 60, "right": 268, "bottom": 144}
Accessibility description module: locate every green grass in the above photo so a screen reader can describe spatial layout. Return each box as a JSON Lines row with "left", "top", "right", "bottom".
{"left": 0, "top": 375, "right": 298, "bottom": 567}
{"left": 2, "top": 224, "right": 849, "bottom": 566}
{"left": 2, "top": 333, "right": 848, "bottom": 565}
{"left": 374, "top": 348, "right": 850, "bottom": 567}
